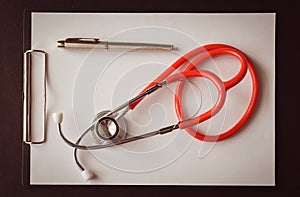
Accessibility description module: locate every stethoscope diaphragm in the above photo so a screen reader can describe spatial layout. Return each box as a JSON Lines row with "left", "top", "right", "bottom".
{"left": 91, "top": 110, "right": 127, "bottom": 144}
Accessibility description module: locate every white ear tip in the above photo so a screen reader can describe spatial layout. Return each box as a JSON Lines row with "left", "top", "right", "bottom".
{"left": 81, "top": 170, "right": 94, "bottom": 181}
{"left": 53, "top": 113, "right": 63, "bottom": 123}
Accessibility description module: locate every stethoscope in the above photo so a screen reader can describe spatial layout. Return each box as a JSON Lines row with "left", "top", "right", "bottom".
{"left": 53, "top": 44, "right": 259, "bottom": 181}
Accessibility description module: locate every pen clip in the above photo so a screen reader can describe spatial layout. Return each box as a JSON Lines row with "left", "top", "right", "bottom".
{"left": 65, "top": 38, "right": 101, "bottom": 44}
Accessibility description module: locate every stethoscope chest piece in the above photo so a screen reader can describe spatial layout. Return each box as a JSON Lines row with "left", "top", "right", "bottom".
{"left": 91, "top": 110, "right": 127, "bottom": 144}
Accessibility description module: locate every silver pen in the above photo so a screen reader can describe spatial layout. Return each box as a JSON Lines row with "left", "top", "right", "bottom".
{"left": 57, "top": 38, "right": 174, "bottom": 51}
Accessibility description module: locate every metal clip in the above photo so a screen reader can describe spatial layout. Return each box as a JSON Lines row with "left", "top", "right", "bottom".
{"left": 23, "top": 49, "right": 47, "bottom": 144}
{"left": 57, "top": 38, "right": 100, "bottom": 46}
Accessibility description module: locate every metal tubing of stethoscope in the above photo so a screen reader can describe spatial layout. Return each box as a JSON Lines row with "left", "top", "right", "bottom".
{"left": 57, "top": 122, "right": 178, "bottom": 150}
{"left": 55, "top": 81, "right": 169, "bottom": 151}
{"left": 71, "top": 81, "right": 166, "bottom": 137}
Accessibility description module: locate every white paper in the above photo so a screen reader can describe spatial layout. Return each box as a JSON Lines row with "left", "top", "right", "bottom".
{"left": 29, "top": 13, "right": 275, "bottom": 185}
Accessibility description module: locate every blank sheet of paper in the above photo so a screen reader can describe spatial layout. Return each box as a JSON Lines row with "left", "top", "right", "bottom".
{"left": 29, "top": 13, "right": 275, "bottom": 185}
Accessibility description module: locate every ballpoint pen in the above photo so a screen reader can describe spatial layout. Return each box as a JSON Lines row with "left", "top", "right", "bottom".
{"left": 57, "top": 38, "right": 174, "bottom": 51}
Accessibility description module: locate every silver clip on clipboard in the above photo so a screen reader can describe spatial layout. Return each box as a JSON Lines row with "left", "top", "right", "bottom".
{"left": 23, "top": 49, "right": 47, "bottom": 144}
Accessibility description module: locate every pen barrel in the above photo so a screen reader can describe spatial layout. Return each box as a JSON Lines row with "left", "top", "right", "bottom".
{"left": 59, "top": 41, "right": 174, "bottom": 51}
{"left": 106, "top": 42, "right": 174, "bottom": 51}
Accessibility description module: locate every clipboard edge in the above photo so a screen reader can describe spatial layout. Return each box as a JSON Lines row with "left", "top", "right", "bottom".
{"left": 22, "top": 8, "right": 32, "bottom": 187}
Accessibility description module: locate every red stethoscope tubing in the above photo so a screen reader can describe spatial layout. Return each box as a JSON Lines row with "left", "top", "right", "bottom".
{"left": 129, "top": 44, "right": 259, "bottom": 142}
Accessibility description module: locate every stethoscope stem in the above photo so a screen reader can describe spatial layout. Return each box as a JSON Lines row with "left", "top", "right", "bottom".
{"left": 106, "top": 81, "right": 167, "bottom": 118}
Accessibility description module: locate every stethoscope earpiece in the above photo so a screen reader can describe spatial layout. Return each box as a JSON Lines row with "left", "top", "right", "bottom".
{"left": 81, "top": 170, "right": 94, "bottom": 181}
{"left": 53, "top": 112, "right": 63, "bottom": 124}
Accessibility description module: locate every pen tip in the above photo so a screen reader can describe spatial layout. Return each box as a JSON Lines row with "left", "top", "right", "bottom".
{"left": 57, "top": 41, "right": 65, "bottom": 47}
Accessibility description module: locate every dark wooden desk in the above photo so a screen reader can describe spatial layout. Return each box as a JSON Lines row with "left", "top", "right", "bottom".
{"left": 0, "top": 0, "right": 299, "bottom": 196}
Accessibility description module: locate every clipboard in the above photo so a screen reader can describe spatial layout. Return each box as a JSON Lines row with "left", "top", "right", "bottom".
{"left": 22, "top": 11, "right": 275, "bottom": 185}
